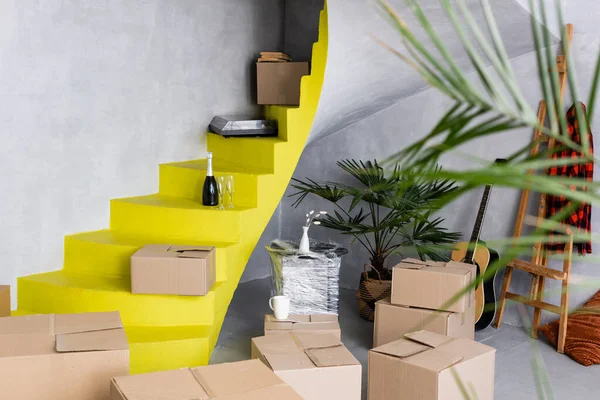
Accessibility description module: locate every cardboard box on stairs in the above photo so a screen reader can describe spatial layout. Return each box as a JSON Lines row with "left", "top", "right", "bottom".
{"left": 251, "top": 332, "right": 362, "bottom": 400}
{"left": 0, "top": 311, "right": 129, "bottom": 399}
{"left": 256, "top": 62, "right": 309, "bottom": 105}
{"left": 369, "top": 330, "right": 496, "bottom": 400}
{"left": 111, "top": 359, "right": 302, "bottom": 399}
{"left": 131, "top": 244, "right": 216, "bottom": 296}
{"left": 374, "top": 298, "right": 474, "bottom": 347}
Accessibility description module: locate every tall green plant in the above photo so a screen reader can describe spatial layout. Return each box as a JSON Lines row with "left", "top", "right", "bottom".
{"left": 290, "top": 159, "right": 461, "bottom": 277}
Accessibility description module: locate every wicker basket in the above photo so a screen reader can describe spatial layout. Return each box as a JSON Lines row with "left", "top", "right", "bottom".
{"left": 356, "top": 265, "right": 392, "bottom": 322}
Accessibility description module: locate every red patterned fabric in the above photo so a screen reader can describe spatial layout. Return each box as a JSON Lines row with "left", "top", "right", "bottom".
{"left": 545, "top": 102, "right": 594, "bottom": 255}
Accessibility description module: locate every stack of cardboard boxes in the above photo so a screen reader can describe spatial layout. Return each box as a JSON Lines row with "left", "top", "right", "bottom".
{"left": 0, "top": 252, "right": 497, "bottom": 399}
{"left": 253, "top": 315, "right": 362, "bottom": 399}
{"left": 368, "top": 258, "right": 496, "bottom": 400}
{"left": 373, "top": 258, "right": 477, "bottom": 347}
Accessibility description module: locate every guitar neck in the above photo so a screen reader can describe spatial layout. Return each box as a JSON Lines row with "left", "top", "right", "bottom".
{"left": 465, "top": 184, "right": 493, "bottom": 261}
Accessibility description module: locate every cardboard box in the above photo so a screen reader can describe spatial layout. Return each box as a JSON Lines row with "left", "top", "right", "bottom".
{"left": 131, "top": 244, "right": 216, "bottom": 296}
{"left": 0, "top": 311, "right": 129, "bottom": 399}
{"left": 374, "top": 298, "right": 474, "bottom": 347}
{"left": 264, "top": 314, "right": 341, "bottom": 339}
{"left": 257, "top": 62, "right": 309, "bottom": 105}
{"left": 369, "top": 330, "right": 496, "bottom": 400}
{"left": 251, "top": 332, "right": 361, "bottom": 400}
{"left": 111, "top": 359, "right": 302, "bottom": 399}
{"left": 391, "top": 258, "right": 476, "bottom": 312}
{"left": 0, "top": 285, "right": 9, "bottom": 317}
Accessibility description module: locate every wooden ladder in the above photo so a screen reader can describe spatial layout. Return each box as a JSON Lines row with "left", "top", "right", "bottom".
{"left": 493, "top": 24, "right": 574, "bottom": 353}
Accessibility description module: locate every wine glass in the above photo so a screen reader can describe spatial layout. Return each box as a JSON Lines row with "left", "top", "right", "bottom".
{"left": 226, "top": 175, "right": 234, "bottom": 209}
{"left": 217, "top": 176, "right": 225, "bottom": 210}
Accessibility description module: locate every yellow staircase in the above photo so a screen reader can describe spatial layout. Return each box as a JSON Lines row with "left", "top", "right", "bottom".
{"left": 14, "top": 6, "right": 328, "bottom": 374}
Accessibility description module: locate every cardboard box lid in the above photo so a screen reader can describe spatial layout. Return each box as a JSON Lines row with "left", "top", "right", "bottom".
{"left": 395, "top": 258, "right": 473, "bottom": 276}
{"left": 376, "top": 298, "right": 453, "bottom": 318}
{"left": 0, "top": 312, "right": 128, "bottom": 357}
{"left": 133, "top": 244, "right": 215, "bottom": 260}
{"left": 113, "top": 368, "right": 210, "bottom": 400}
{"left": 112, "top": 359, "right": 302, "bottom": 399}
{"left": 254, "top": 332, "right": 359, "bottom": 372}
{"left": 371, "top": 330, "right": 494, "bottom": 373}
{"left": 265, "top": 314, "right": 339, "bottom": 332}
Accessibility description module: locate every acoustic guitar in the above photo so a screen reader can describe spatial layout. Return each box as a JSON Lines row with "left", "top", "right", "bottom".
{"left": 451, "top": 167, "right": 502, "bottom": 331}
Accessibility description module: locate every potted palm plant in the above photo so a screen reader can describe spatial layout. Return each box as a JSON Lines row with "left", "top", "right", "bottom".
{"left": 290, "top": 159, "right": 461, "bottom": 321}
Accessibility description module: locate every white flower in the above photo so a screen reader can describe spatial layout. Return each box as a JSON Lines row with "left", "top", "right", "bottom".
{"left": 319, "top": 211, "right": 328, "bottom": 214}
{"left": 313, "top": 221, "right": 321, "bottom": 225}
{"left": 309, "top": 210, "right": 315, "bottom": 215}
{"left": 305, "top": 213, "right": 309, "bottom": 217}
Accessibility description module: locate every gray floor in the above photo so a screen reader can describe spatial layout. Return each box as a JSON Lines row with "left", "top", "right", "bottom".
{"left": 211, "top": 278, "right": 598, "bottom": 399}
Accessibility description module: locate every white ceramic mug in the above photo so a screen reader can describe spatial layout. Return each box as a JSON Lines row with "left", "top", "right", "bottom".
{"left": 269, "top": 295, "right": 290, "bottom": 320}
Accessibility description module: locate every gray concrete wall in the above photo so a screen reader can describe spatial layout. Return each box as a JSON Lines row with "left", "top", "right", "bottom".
{"left": 245, "top": 0, "right": 600, "bottom": 326}
{"left": 0, "top": 0, "right": 283, "bottom": 304}
{"left": 284, "top": 0, "right": 324, "bottom": 61}
{"left": 307, "top": 0, "right": 548, "bottom": 145}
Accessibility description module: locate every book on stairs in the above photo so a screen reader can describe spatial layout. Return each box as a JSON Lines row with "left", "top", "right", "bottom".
{"left": 260, "top": 51, "right": 292, "bottom": 60}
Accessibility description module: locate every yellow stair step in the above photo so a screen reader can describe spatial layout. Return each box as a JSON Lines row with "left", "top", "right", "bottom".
{"left": 206, "top": 133, "right": 286, "bottom": 173}
{"left": 110, "top": 194, "right": 253, "bottom": 242}
{"left": 17, "top": 270, "right": 226, "bottom": 326}
{"left": 13, "top": 3, "right": 329, "bottom": 371}
{"left": 127, "top": 305, "right": 229, "bottom": 373}
{"left": 64, "top": 229, "right": 234, "bottom": 281}
{"left": 159, "top": 159, "right": 270, "bottom": 208}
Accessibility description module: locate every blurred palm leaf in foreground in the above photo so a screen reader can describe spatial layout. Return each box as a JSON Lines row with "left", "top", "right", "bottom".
{"left": 375, "top": 0, "right": 600, "bottom": 398}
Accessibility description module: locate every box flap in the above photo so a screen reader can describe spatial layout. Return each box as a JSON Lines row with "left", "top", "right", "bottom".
{"left": 0, "top": 333, "right": 56, "bottom": 358}
{"left": 54, "top": 311, "right": 123, "bottom": 334}
{"left": 132, "top": 244, "right": 171, "bottom": 257}
{"left": 404, "top": 330, "right": 454, "bottom": 348}
{"left": 304, "top": 344, "right": 359, "bottom": 367}
{"left": 396, "top": 263, "right": 425, "bottom": 270}
{"left": 191, "top": 359, "right": 282, "bottom": 398}
{"left": 446, "top": 260, "right": 474, "bottom": 271}
{"left": 168, "top": 245, "right": 214, "bottom": 259}
{"left": 215, "top": 384, "right": 303, "bottom": 400}
{"left": 283, "top": 315, "right": 311, "bottom": 323}
{"left": 265, "top": 314, "right": 339, "bottom": 333}
{"left": 56, "top": 327, "right": 129, "bottom": 352}
{"left": 0, "top": 314, "right": 53, "bottom": 335}
{"left": 264, "top": 315, "right": 309, "bottom": 331}
{"left": 293, "top": 332, "right": 341, "bottom": 350}
{"left": 372, "top": 331, "right": 465, "bottom": 372}
{"left": 371, "top": 338, "right": 431, "bottom": 359}
{"left": 398, "top": 258, "right": 447, "bottom": 268}
{"left": 255, "top": 332, "right": 356, "bottom": 371}
{"left": 405, "top": 348, "right": 463, "bottom": 372}
{"left": 262, "top": 352, "right": 315, "bottom": 372}
{"left": 253, "top": 333, "right": 300, "bottom": 354}
{"left": 112, "top": 369, "right": 210, "bottom": 400}
{"left": 308, "top": 314, "right": 337, "bottom": 323}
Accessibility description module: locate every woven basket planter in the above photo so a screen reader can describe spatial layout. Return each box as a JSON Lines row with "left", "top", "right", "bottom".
{"left": 356, "top": 266, "right": 392, "bottom": 322}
